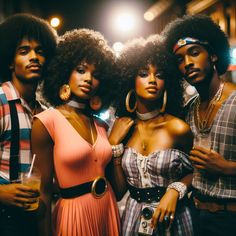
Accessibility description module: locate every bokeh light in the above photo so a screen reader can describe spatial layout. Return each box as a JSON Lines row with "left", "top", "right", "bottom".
{"left": 50, "top": 17, "right": 60, "bottom": 28}
{"left": 113, "top": 42, "right": 124, "bottom": 57}
{"left": 115, "top": 12, "right": 136, "bottom": 32}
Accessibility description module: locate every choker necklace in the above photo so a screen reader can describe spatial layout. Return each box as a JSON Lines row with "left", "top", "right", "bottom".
{"left": 67, "top": 100, "right": 86, "bottom": 110}
{"left": 136, "top": 109, "right": 160, "bottom": 121}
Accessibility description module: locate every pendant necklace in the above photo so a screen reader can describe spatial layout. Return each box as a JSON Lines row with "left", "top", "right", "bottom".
{"left": 136, "top": 109, "right": 160, "bottom": 151}
{"left": 68, "top": 110, "right": 95, "bottom": 145}
{"left": 137, "top": 120, "right": 155, "bottom": 151}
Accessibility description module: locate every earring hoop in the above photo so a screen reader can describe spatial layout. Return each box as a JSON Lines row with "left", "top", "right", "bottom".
{"left": 59, "top": 84, "right": 71, "bottom": 101}
{"left": 160, "top": 90, "right": 167, "bottom": 113}
{"left": 125, "top": 89, "right": 137, "bottom": 113}
{"left": 90, "top": 96, "right": 102, "bottom": 111}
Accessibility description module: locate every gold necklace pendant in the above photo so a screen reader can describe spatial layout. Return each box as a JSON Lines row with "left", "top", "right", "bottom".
{"left": 89, "top": 118, "right": 95, "bottom": 145}
{"left": 137, "top": 120, "right": 153, "bottom": 152}
{"left": 195, "top": 82, "right": 225, "bottom": 133}
{"left": 141, "top": 140, "right": 147, "bottom": 151}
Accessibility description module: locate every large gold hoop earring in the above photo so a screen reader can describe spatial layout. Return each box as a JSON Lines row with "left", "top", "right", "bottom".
{"left": 59, "top": 84, "right": 71, "bottom": 101}
{"left": 90, "top": 96, "right": 102, "bottom": 111}
{"left": 125, "top": 89, "right": 137, "bottom": 113}
{"left": 160, "top": 90, "right": 167, "bottom": 113}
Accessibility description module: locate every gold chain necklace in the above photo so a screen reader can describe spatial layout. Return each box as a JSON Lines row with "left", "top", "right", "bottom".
{"left": 137, "top": 121, "right": 148, "bottom": 151}
{"left": 67, "top": 111, "right": 95, "bottom": 144}
{"left": 137, "top": 120, "right": 157, "bottom": 151}
{"left": 195, "top": 82, "right": 225, "bottom": 133}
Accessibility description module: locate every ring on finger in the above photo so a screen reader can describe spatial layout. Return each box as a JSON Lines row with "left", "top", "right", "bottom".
{"left": 170, "top": 215, "right": 174, "bottom": 220}
{"left": 164, "top": 215, "right": 170, "bottom": 223}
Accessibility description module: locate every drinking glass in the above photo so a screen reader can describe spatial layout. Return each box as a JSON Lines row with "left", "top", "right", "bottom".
{"left": 22, "top": 167, "right": 41, "bottom": 211}
{"left": 194, "top": 133, "right": 212, "bottom": 150}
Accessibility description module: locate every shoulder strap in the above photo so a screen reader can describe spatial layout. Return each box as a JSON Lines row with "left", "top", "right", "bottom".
{"left": 8, "top": 100, "right": 20, "bottom": 181}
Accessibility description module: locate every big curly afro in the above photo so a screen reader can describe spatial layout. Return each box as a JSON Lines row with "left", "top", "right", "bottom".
{"left": 0, "top": 13, "right": 57, "bottom": 81}
{"left": 43, "top": 28, "right": 115, "bottom": 113}
{"left": 162, "top": 14, "right": 230, "bottom": 75}
{"left": 114, "top": 35, "right": 184, "bottom": 118}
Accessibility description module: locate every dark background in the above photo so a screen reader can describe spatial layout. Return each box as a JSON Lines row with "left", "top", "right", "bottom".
{"left": 0, "top": 0, "right": 189, "bottom": 44}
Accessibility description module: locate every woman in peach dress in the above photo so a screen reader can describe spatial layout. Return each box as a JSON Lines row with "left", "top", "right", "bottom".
{"left": 31, "top": 29, "right": 120, "bottom": 236}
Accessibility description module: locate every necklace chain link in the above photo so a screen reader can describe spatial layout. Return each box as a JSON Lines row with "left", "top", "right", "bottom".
{"left": 195, "top": 82, "right": 225, "bottom": 133}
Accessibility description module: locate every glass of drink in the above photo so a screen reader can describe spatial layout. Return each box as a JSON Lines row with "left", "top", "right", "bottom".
{"left": 22, "top": 167, "right": 41, "bottom": 211}
{"left": 194, "top": 133, "right": 212, "bottom": 150}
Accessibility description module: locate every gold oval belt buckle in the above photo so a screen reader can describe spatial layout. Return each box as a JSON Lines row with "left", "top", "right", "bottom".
{"left": 91, "top": 176, "right": 108, "bottom": 198}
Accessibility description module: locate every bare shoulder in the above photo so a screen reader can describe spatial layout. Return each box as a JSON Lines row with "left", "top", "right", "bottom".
{"left": 166, "top": 115, "right": 193, "bottom": 152}
{"left": 32, "top": 117, "right": 52, "bottom": 144}
{"left": 166, "top": 115, "right": 191, "bottom": 136}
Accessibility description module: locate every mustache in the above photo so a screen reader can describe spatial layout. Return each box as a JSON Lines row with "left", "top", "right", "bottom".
{"left": 26, "top": 62, "right": 42, "bottom": 69}
{"left": 184, "top": 68, "right": 200, "bottom": 77}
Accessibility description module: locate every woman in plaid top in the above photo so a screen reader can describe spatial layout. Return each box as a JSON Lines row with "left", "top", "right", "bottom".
{"left": 109, "top": 36, "right": 194, "bottom": 235}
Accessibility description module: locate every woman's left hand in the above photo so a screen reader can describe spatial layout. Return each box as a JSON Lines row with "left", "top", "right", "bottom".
{"left": 109, "top": 117, "right": 134, "bottom": 145}
{"left": 151, "top": 189, "right": 179, "bottom": 229}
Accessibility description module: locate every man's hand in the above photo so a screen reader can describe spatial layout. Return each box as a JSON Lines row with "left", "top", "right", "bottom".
{"left": 190, "top": 146, "right": 228, "bottom": 175}
{"left": 0, "top": 183, "right": 39, "bottom": 209}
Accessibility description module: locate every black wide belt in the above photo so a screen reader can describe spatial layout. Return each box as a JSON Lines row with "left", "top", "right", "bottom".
{"left": 60, "top": 176, "right": 108, "bottom": 199}
{"left": 128, "top": 183, "right": 166, "bottom": 203}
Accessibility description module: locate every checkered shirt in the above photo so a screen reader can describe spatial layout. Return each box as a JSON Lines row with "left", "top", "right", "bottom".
{"left": 186, "top": 91, "right": 236, "bottom": 199}
{"left": 121, "top": 148, "right": 193, "bottom": 235}
{"left": 0, "top": 81, "right": 44, "bottom": 183}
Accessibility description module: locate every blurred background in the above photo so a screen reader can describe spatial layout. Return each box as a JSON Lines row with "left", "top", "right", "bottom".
{"left": 0, "top": 0, "right": 235, "bottom": 97}
{"left": 1, "top": 0, "right": 235, "bottom": 212}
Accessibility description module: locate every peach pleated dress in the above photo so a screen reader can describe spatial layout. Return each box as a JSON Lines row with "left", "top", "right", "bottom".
{"left": 36, "top": 109, "right": 120, "bottom": 236}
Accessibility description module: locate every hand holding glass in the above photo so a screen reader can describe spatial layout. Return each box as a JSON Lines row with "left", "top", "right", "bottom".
{"left": 22, "top": 167, "right": 41, "bottom": 211}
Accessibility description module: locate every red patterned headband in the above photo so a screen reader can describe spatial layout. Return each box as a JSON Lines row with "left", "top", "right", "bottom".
{"left": 173, "top": 37, "right": 209, "bottom": 53}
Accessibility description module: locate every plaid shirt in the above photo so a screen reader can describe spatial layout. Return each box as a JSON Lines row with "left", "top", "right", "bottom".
{"left": 186, "top": 91, "right": 236, "bottom": 200}
{"left": 121, "top": 148, "right": 193, "bottom": 236}
{"left": 0, "top": 81, "right": 44, "bottom": 183}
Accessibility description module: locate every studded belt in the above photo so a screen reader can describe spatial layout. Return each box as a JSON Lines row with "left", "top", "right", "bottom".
{"left": 127, "top": 183, "right": 166, "bottom": 203}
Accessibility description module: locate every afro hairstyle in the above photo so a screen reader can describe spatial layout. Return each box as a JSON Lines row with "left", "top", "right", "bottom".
{"left": 162, "top": 14, "right": 230, "bottom": 75}
{"left": 43, "top": 28, "right": 116, "bottom": 114}
{"left": 0, "top": 13, "right": 57, "bottom": 81}
{"left": 114, "top": 35, "right": 184, "bottom": 118}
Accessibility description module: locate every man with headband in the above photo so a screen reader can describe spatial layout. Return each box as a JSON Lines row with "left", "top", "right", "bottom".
{"left": 162, "top": 14, "right": 236, "bottom": 236}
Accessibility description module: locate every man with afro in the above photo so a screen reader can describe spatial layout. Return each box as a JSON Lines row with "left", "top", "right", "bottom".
{"left": 0, "top": 13, "right": 57, "bottom": 236}
{"left": 162, "top": 14, "right": 236, "bottom": 236}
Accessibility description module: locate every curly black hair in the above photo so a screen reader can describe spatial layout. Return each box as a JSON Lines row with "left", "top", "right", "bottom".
{"left": 0, "top": 13, "right": 57, "bottom": 81}
{"left": 43, "top": 28, "right": 115, "bottom": 114}
{"left": 162, "top": 14, "right": 230, "bottom": 75}
{"left": 114, "top": 35, "right": 184, "bottom": 118}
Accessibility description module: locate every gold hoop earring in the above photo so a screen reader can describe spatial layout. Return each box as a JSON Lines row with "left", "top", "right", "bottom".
{"left": 160, "top": 90, "right": 167, "bottom": 113}
{"left": 59, "top": 84, "right": 71, "bottom": 101}
{"left": 125, "top": 89, "right": 137, "bottom": 113}
{"left": 90, "top": 96, "right": 102, "bottom": 111}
